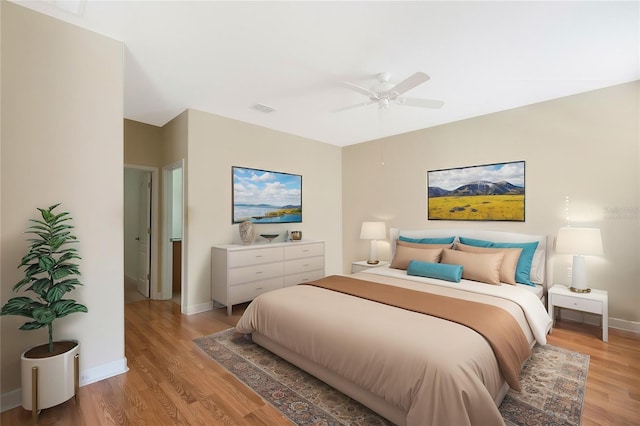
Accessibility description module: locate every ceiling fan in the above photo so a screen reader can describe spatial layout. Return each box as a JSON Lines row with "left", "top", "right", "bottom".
{"left": 334, "top": 72, "right": 444, "bottom": 112}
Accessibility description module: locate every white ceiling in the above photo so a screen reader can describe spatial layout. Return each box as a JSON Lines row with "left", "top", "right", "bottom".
{"left": 14, "top": 1, "right": 640, "bottom": 147}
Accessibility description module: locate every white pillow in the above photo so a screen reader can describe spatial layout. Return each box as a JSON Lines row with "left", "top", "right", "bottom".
{"left": 530, "top": 249, "right": 546, "bottom": 284}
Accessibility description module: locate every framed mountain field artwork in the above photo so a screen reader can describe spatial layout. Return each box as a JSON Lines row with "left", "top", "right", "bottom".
{"left": 427, "top": 161, "right": 525, "bottom": 221}
{"left": 232, "top": 166, "right": 302, "bottom": 224}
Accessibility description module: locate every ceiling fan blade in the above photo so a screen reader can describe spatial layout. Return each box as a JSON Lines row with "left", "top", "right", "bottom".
{"left": 396, "top": 97, "right": 444, "bottom": 109}
{"left": 331, "top": 100, "right": 376, "bottom": 113}
{"left": 340, "top": 81, "right": 378, "bottom": 99}
{"left": 386, "top": 72, "right": 430, "bottom": 98}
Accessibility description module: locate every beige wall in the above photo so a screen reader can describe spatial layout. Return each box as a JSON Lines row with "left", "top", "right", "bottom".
{"left": 185, "top": 109, "right": 343, "bottom": 312}
{"left": 124, "top": 119, "right": 163, "bottom": 167}
{"left": 343, "top": 82, "right": 640, "bottom": 326}
{"left": 161, "top": 111, "right": 188, "bottom": 165}
{"left": 1, "top": 1, "right": 125, "bottom": 399}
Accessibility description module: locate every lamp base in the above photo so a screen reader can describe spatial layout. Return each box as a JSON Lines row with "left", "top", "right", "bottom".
{"left": 366, "top": 260, "right": 380, "bottom": 265}
{"left": 569, "top": 255, "right": 590, "bottom": 294}
{"left": 569, "top": 287, "right": 591, "bottom": 293}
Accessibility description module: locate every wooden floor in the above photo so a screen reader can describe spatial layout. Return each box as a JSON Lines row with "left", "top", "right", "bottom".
{"left": 2, "top": 300, "right": 639, "bottom": 425}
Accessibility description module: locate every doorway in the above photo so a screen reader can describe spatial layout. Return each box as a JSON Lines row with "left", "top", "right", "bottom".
{"left": 162, "top": 161, "right": 185, "bottom": 311}
{"left": 124, "top": 165, "right": 159, "bottom": 303}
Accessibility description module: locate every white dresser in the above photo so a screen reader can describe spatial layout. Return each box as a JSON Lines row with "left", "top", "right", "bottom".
{"left": 211, "top": 240, "right": 325, "bottom": 315}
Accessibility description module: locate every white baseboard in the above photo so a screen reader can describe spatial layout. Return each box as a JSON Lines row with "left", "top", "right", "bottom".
{"left": 80, "top": 357, "right": 129, "bottom": 386}
{"left": 184, "top": 301, "right": 213, "bottom": 315}
{"left": 0, "top": 357, "right": 128, "bottom": 413}
{"left": 558, "top": 310, "right": 640, "bottom": 334}
{"left": 609, "top": 317, "right": 640, "bottom": 334}
{"left": 0, "top": 389, "right": 22, "bottom": 413}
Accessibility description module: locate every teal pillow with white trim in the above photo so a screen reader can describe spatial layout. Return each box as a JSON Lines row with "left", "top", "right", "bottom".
{"left": 407, "top": 260, "right": 463, "bottom": 283}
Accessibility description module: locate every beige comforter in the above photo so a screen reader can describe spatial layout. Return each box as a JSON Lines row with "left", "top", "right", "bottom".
{"left": 236, "top": 273, "right": 541, "bottom": 426}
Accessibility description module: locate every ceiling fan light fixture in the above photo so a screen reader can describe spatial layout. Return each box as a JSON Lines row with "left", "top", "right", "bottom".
{"left": 377, "top": 72, "right": 390, "bottom": 83}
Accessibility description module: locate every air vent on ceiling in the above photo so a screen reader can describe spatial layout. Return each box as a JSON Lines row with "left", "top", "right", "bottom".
{"left": 47, "top": 0, "right": 87, "bottom": 16}
{"left": 251, "top": 103, "right": 277, "bottom": 114}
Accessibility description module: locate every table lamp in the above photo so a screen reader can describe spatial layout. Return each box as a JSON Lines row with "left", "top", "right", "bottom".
{"left": 360, "top": 222, "right": 386, "bottom": 265}
{"left": 555, "top": 227, "right": 603, "bottom": 293}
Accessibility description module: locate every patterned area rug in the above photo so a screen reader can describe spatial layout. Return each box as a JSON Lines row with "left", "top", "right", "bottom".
{"left": 194, "top": 329, "right": 589, "bottom": 426}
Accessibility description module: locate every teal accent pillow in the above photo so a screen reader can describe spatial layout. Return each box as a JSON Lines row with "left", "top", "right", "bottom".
{"left": 457, "top": 237, "right": 492, "bottom": 248}
{"left": 407, "top": 260, "right": 463, "bottom": 283}
{"left": 458, "top": 237, "right": 539, "bottom": 286}
{"left": 399, "top": 235, "right": 455, "bottom": 244}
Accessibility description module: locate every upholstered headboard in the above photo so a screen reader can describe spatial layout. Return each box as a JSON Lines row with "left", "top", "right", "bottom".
{"left": 390, "top": 228, "right": 548, "bottom": 287}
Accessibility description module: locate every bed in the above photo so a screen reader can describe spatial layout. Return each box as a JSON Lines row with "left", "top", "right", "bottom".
{"left": 235, "top": 229, "right": 553, "bottom": 426}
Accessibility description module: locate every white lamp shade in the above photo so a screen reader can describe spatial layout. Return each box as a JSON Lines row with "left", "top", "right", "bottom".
{"left": 360, "top": 222, "right": 386, "bottom": 240}
{"left": 556, "top": 227, "right": 603, "bottom": 256}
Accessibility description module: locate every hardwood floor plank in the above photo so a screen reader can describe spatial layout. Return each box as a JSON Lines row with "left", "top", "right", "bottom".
{"left": 2, "top": 300, "right": 638, "bottom": 426}
{"left": 547, "top": 320, "right": 640, "bottom": 426}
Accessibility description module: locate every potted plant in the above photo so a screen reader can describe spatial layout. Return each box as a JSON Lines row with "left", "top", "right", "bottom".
{"left": 1, "top": 203, "right": 87, "bottom": 414}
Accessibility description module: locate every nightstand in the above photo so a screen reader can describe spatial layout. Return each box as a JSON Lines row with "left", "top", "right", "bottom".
{"left": 351, "top": 260, "right": 389, "bottom": 274}
{"left": 548, "top": 284, "right": 608, "bottom": 342}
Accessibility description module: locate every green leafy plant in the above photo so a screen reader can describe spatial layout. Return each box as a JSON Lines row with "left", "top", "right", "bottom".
{"left": 1, "top": 204, "right": 87, "bottom": 353}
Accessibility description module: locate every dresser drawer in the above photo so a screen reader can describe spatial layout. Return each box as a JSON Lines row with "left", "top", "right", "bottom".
{"left": 212, "top": 241, "right": 325, "bottom": 315}
{"left": 229, "top": 277, "right": 283, "bottom": 303}
{"left": 284, "top": 243, "right": 324, "bottom": 260}
{"left": 228, "top": 262, "right": 283, "bottom": 285}
{"left": 552, "top": 294, "right": 603, "bottom": 314}
{"left": 228, "top": 247, "right": 283, "bottom": 268}
{"left": 284, "top": 270, "right": 324, "bottom": 287}
{"left": 284, "top": 256, "right": 324, "bottom": 275}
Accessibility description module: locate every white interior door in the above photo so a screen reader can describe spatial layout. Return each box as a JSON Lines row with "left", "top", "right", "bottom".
{"left": 136, "top": 172, "right": 151, "bottom": 297}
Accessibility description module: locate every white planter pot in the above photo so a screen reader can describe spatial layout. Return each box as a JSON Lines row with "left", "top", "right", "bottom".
{"left": 21, "top": 341, "right": 79, "bottom": 411}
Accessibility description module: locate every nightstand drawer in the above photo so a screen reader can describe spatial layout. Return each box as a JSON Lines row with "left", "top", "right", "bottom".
{"left": 552, "top": 294, "right": 603, "bottom": 315}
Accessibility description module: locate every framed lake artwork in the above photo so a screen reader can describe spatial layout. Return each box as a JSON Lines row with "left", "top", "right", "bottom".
{"left": 427, "top": 161, "right": 525, "bottom": 221}
{"left": 232, "top": 166, "right": 302, "bottom": 224}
